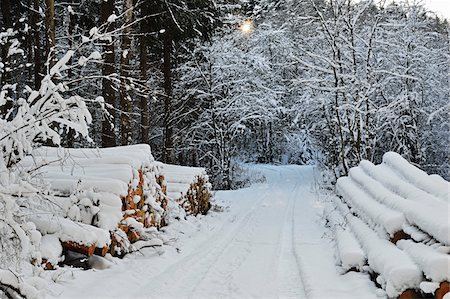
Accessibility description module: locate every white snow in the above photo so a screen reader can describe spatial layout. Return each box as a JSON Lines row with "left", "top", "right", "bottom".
{"left": 19, "top": 144, "right": 165, "bottom": 234}
{"left": 335, "top": 227, "right": 366, "bottom": 271}
{"left": 419, "top": 281, "right": 440, "bottom": 295}
{"left": 397, "top": 239, "right": 450, "bottom": 282}
{"left": 336, "top": 175, "right": 405, "bottom": 236}
{"left": 356, "top": 160, "right": 450, "bottom": 245}
{"left": 0, "top": 269, "right": 42, "bottom": 299}
{"left": 45, "top": 165, "right": 379, "bottom": 299}
{"left": 348, "top": 216, "right": 422, "bottom": 298}
{"left": 160, "top": 163, "right": 209, "bottom": 201}
{"left": 383, "top": 152, "right": 449, "bottom": 202}
{"left": 28, "top": 144, "right": 156, "bottom": 169}
{"left": 40, "top": 234, "right": 63, "bottom": 266}
{"left": 325, "top": 206, "right": 366, "bottom": 271}
{"left": 28, "top": 214, "right": 110, "bottom": 248}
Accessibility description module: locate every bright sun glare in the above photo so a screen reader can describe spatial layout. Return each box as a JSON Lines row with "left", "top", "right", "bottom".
{"left": 240, "top": 20, "right": 253, "bottom": 34}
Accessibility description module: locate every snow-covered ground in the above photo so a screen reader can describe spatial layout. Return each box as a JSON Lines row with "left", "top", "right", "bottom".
{"left": 47, "top": 165, "right": 378, "bottom": 299}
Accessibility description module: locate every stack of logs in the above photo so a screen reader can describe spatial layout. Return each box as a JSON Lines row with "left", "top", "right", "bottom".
{"left": 22, "top": 145, "right": 168, "bottom": 266}
{"left": 110, "top": 168, "right": 167, "bottom": 255}
{"left": 333, "top": 152, "right": 449, "bottom": 299}
{"left": 183, "top": 176, "right": 211, "bottom": 216}
{"left": 159, "top": 163, "right": 212, "bottom": 216}
{"left": 24, "top": 146, "right": 214, "bottom": 269}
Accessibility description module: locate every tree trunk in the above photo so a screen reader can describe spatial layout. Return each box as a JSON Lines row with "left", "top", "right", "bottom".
{"left": 66, "top": 0, "right": 75, "bottom": 147}
{"left": 0, "top": 0, "right": 12, "bottom": 79}
{"left": 101, "top": 0, "right": 116, "bottom": 147}
{"left": 32, "top": 0, "right": 43, "bottom": 90}
{"left": 139, "top": 2, "right": 150, "bottom": 144}
{"left": 163, "top": 32, "right": 174, "bottom": 163}
{"left": 0, "top": 0, "right": 12, "bottom": 117}
{"left": 45, "top": 0, "right": 55, "bottom": 69}
{"left": 120, "top": 0, "right": 133, "bottom": 145}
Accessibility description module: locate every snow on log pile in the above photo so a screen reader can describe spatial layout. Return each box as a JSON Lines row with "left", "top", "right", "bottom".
{"left": 19, "top": 144, "right": 166, "bottom": 263}
{"left": 332, "top": 151, "right": 450, "bottom": 299}
{"left": 158, "top": 163, "right": 212, "bottom": 216}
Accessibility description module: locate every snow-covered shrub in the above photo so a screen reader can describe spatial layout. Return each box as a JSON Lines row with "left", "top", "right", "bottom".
{"left": 0, "top": 19, "right": 113, "bottom": 290}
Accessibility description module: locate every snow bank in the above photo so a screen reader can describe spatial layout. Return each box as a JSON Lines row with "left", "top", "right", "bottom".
{"left": 336, "top": 176, "right": 405, "bottom": 236}
{"left": 348, "top": 216, "right": 422, "bottom": 298}
{"left": 28, "top": 214, "right": 110, "bottom": 248}
{"left": 358, "top": 160, "right": 450, "bottom": 245}
{"left": 397, "top": 239, "right": 450, "bottom": 283}
{"left": 383, "top": 152, "right": 449, "bottom": 202}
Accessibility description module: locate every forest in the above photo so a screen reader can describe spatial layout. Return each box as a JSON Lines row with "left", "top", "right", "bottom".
{"left": 0, "top": 0, "right": 448, "bottom": 189}
{"left": 0, "top": 0, "right": 449, "bottom": 298}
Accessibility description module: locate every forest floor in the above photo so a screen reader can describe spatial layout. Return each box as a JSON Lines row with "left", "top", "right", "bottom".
{"left": 47, "top": 165, "right": 381, "bottom": 299}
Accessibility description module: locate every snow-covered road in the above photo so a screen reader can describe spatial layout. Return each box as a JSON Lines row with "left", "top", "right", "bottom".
{"left": 48, "top": 165, "right": 378, "bottom": 299}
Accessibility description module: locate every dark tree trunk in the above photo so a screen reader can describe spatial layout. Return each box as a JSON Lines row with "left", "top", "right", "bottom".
{"left": 32, "top": 0, "right": 43, "bottom": 90}
{"left": 45, "top": 0, "right": 55, "bottom": 69}
{"left": 163, "top": 32, "right": 174, "bottom": 163}
{"left": 101, "top": 0, "right": 116, "bottom": 147}
{"left": 119, "top": 0, "right": 133, "bottom": 145}
{"left": 0, "top": 0, "right": 12, "bottom": 117}
{"left": 66, "top": 0, "right": 75, "bottom": 147}
{"left": 139, "top": 2, "right": 150, "bottom": 144}
{"left": 0, "top": 0, "right": 12, "bottom": 73}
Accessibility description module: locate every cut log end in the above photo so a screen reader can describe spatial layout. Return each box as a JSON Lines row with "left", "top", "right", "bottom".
{"left": 62, "top": 241, "right": 95, "bottom": 256}
{"left": 436, "top": 282, "right": 450, "bottom": 299}
{"left": 42, "top": 259, "right": 55, "bottom": 270}
{"left": 94, "top": 245, "right": 109, "bottom": 257}
{"left": 391, "top": 230, "right": 411, "bottom": 244}
{"left": 398, "top": 289, "right": 423, "bottom": 299}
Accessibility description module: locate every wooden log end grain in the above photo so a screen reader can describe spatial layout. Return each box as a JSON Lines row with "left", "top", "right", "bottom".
{"left": 127, "top": 230, "right": 140, "bottom": 243}
{"left": 398, "top": 289, "right": 423, "bottom": 299}
{"left": 391, "top": 230, "right": 411, "bottom": 244}
{"left": 94, "top": 245, "right": 109, "bottom": 257}
{"left": 62, "top": 241, "right": 95, "bottom": 256}
{"left": 42, "top": 258, "right": 55, "bottom": 270}
{"left": 436, "top": 282, "right": 449, "bottom": 299}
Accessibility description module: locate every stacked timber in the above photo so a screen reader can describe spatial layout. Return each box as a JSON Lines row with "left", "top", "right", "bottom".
{"left": 330, "top": 152, "right": 450, "bottom": 299}
{"left": 158, "top": 163, "right": 212, "bottom": 216}
{"left": 20, "top": 144, "right": 166, "bottom": 264}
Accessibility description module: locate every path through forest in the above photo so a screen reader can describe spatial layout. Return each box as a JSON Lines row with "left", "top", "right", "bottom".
{"left": 48, "top": 165, "right": 379, "bottom": 299}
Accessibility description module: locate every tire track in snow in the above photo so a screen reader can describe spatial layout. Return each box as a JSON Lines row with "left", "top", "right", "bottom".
{"left": 135, "top": 187, "right": 271, "bottom": 298}
{"left": 288, "top": 166, "right": 378, "bottom": 299}
{"left": 276, "top": 167, "right": 308, "bottom": 299}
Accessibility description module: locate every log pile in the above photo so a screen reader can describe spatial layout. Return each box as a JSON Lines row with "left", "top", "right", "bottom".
{"left": 19, "top": 144, "right": 167, "bottom": 266}
{"left": 158, "top": 163, "right": 212, "bottom": 216}
{"left": 330, "top": 152, "right": 450, "bottom": 299}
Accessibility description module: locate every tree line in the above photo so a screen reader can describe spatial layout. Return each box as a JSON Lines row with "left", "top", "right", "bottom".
{"left": 0, "top": 0, "right": 448, "bottom": 188}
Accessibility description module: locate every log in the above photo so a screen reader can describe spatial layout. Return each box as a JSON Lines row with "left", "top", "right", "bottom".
{"left": 41, "top": 259, "right": 55, "bottom": 270}
{"left": 436, "top": 282, "right": 449, "bottom": 299}
{"left": 391, "top": 230, "right": 411, "bottom": 244}
{"left": 398, "top": 289, "right": 423, "bottom": 299}
{"left": 127, "top": 230, "right": 140, "bottom": 243}
{"left": 156, "top": 175, "right": 166, "bottom": 194}
{"left": 62, "top": 241, "right": 95, "bottom": 256}
{"left": 94, "top": 245, "right": 109, "bottom": 257}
